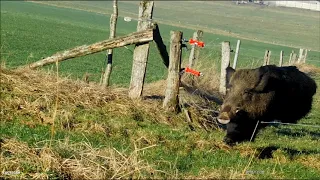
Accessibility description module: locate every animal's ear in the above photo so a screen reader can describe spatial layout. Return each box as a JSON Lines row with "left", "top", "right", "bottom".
{"left": 254, "top": 73, "right": 270, "bottom": 92}
{"left": 226, "top": 67, "right": 235, "bottom": 86}
{"left": 254, "top": 67, "right": 279, "bottom": 92}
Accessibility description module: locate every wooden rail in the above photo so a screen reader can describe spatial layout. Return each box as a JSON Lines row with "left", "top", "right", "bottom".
{"left": 22, "top": 28, "right": 155, "bottom": 70}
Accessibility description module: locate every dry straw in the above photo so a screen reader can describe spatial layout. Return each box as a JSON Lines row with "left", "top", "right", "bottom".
{"left": 0, "top": 138, "right": 158, "bottom": 179}
{"left": 0, "top": 61, "right": 222, "bottom": 179}
{"left": 2, "top": 59, "right": 318, "bottom": 179}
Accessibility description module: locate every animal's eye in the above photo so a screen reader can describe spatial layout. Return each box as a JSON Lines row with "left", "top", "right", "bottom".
{"left": 243, "top": 89, "right": 253, "bottom": 100}
{"left": 244, "top": 89, "right": 252, "bottom": 95}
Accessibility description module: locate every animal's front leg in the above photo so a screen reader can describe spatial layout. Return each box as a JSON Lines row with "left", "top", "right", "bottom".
{"left": 224, "top": 122, "right": 242, "bottom": 146}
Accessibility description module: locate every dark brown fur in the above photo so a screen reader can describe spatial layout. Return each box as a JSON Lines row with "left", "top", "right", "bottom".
{"left": 218, "top": 65, "right": 317, "bottom": 145}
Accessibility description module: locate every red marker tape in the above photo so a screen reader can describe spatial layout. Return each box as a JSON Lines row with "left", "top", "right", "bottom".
{"left": 185, "top": 67, "right": 202, "bottom": 76}
{"left": 189, "top": 39, "right": 205, "bottom": 47}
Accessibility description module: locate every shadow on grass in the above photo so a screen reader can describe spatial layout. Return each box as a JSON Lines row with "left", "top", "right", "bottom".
{"left": 275, "top": 127, "right": 320, "bottom": 139}
{"left": 143, "top": 95, "right": 164, "bottom": 100}
{"left": 256, "top": 146, "right": 320, "bottom": 160}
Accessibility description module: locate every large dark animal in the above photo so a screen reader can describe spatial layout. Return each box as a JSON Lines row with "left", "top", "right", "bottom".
{"left": 217, "top": 65, "right": 317, "bottom": 145}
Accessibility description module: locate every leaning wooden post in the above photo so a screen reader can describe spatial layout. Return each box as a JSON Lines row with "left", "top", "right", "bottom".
{"left": 298, "top": 48, "right": 304, "bottom": 63}
{"left": 20, "top": 29, "right": 154, "bottom": 70}
{"left": 219, "top": 41, "right": 231, "bottom": 96}
{"left": 128, "top": 0, "right": 154, "bottom": 99}
{"left": 188, "top": 30, "right": 203, "bottom": 68}
{"left": 163, "top": 31, "right": 183, "bottom": 112}
{"left": 102, "top": 0, "right": 118, "bottom": 87}
{"left": 279, "top": 50, "right": 283, "bottom": 67}
{"left": 232, "top": 40, "right": 241, "bottom": 69}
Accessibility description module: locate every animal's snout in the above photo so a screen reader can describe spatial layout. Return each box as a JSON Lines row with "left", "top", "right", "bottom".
{"left": 218, "top": 105, "right": 232, "bottom": 124}
{"left": 218, "top": 112, "right": 230, "bottom": 124}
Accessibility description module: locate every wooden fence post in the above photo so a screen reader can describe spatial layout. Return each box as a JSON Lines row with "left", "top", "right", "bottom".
{"left": 292, "top": 53, "right": 297, "bottom": 64}
{"left": 232, "top": 40, "right": 241, "bottom": 69}
{"left": 298, "top": 48, "right": 304, "bottom": 63}
{"left": 279, "top": 50, "right": 283, "bottom": 67}
{"left": 303, "top": 49, "right": 308, "bottom": 63}
{"left": 163, "top": 31, "right": 183, "bottom": 112}
{"left": 188, "top": 30, "right": 203, "bottom": 68}
{"left": 289, "top": 50, "right": 294, "bottom": 65}
{"left": 102, "top": 0, "right": 118, "bottom": 87}
{"left": 263, "top": 50, "right": 268, "bottom": 65}
{"left": 219, "top": 41, "right": 231, "bottom": 96}
{"left": 128, "top": 0, "right": 154, "bottom": 99}
{"left": 268, "top": 51, "right": 272, "bottom": 65}
{"left": 263, "top": 50, "right": 271, "bottom": 66}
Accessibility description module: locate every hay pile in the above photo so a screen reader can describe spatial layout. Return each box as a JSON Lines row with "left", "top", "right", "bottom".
{"left": 0, "top": 66, "right": 221, "bottom": 179}
{"left": 0, "top": 138, "right": 158, "bottom": 179}
{"left": 0, "top": 68, "right": 153, "bottom": 179}
{"left": 0, "top": 67, "right": 176, "bottom": 126}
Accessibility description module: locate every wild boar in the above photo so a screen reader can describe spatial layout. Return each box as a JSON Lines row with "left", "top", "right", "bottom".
{"left": 217, "top": 65, "right": 317, "bottom": 145}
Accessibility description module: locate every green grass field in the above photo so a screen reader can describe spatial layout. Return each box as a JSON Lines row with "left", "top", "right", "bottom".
{"left": 1, "top": 61, "right": 319, "bottom": 179}
{"left": 1, "top": 1, "right": 320, "bottom": 86}
{"left": 1, "top": 1, "right": 320, "bottom": 179}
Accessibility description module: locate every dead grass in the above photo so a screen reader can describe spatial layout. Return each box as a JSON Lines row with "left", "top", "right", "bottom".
{"left": 294, "top": 63, "right": 320, "bottom": 76}
{"left": 0, "top": 63, "right": 223, "bottom": 142}
{"left": 297, "top": 155, "right": 320, "bottom": 171}
{"left": 0, "top": 138, "right": 60, "bottom": 179}
{"left": 1, "top": 66, "right": 122, "bottom": 120}
{"left": 0, "top": 66, "right": 175, "bottom": 127}
{"left": 0, "top": 65, "right": 221, "bottom": 178}
{"left": 181, "top": 60, "right": 221, "bottom": 94}
{"left": 0, "top": 137, "right": 158, "bottom": 179}
{"left": 2, "top": 62, "right": 318, "bottom": 178}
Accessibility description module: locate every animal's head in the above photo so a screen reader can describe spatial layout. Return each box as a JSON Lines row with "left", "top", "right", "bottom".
{"left": 218, "top": 66, "right": 276, "bottom": 123}
{"left": 217, "top": 66, "right": 277, "bottom": 144}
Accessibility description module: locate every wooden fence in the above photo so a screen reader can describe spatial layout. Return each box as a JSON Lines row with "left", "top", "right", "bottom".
{"left": 20, "top": 0, "right": 177, "bottom": 111}
{"left": 19, "top": 0, "right": 311, "bottom": 114}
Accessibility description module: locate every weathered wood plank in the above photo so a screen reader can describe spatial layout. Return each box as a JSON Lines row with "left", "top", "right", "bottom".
{"left": 22, "top": 28, "right": 154, "bottom": 69}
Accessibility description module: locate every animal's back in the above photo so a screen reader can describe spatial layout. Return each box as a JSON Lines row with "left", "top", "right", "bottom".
{"left": 265, "top": 66, "right": 317, "bottom": 122}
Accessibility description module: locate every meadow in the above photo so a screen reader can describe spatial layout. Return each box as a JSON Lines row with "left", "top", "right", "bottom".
{"left": 1, "top": 1, "right": 320, "bottom": 86}
{"left": 1, "top": 1, "right": 320, "bottom": 179}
